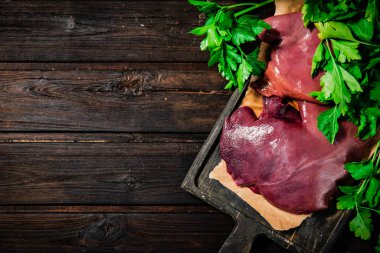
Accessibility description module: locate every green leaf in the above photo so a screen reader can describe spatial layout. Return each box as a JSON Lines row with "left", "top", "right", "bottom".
{"left": 366, "top": 177, "right": 380, "bottom": 208}
{"left": 237, "top": 15, "right": 268, "bottom": 27}
{"left": 348, "top": 18, "right": 374, "bottom": 41}
{"left": 247, "top": 48, "right": 266, "bottom": 77}
{"left": 338, "top": 65, "right": 362, "bottom": 93}
{"left": 218, "top": 11, "right": 234, "bottom": 29}
{"left": 230, "top": 15, "right": 269, "bottom": 46}
{"left": 319, "top": 69, "right": 334, "bottom": 98}
{"left": 231, "top": 26, "right": 256, "bottom": 46}
{"left": 331, "top": 77, "right": 350, "bottom": 115}
{"left": 349, "top": 209, "right": 372, "bottom": 240}
{"left": 224, "top": 80, "right": 234, "bottom": 90}
{"left": 365, "top": 0, "right": 377, "bottom": 24}
{"left": 337, "top": 194, "right": 356, "bottom": 210}
{"left": 302, "top": 1, "right": 330, "bottom": 25}
{"left": 345, "top": 63, "right": 362, "bottom": 81}
{"left": 251, "top": 20, "right": 271, "bottom": 35}
{"left": 315, "top": 21, "right": 356, "bottom": 41}
{"left": 311, "top": 43, "right": 327, "bottom": 77}
{"left": 345, "top": 161, "right": 374, "bottom": 180}
{"left": 188, "top": 0, "right": 219, "bottom": 15}
{"left": 225, "top": 45, "right": 242, "bottom": 71}
{"left": 237, "top": 15, "right": 270, "bottom": 36}
{"left": 190, "top": 24, "right": 211, "bottom": 35}
{"left": 302, "top": 0, "right": 364, "bottom": 25}
{"left": 370, "top": 85, "right": 380, "bottom": 102}
{"left": 208, "top": 47, "right": 222, "bottom": 67}
{"left": 367, "top": 57, "right": 380, "bottom": 70}
{"left": 200, "top": 26, "right": 222, "bottom": 51}
{"left": 317, "top": 106, "right": 341, "bottom": 144}
{"left": 236, "top": 59, "right": 253, "bottom": 91}
{"left": 328, "top": 60, "right": 351, "bottom": 115}
{"left": 358, "top": 107, "right": 380, "bottom": 140}
{"left": 331, "top": 39, "right": 361, "bottom": 63}
{"left": 339, "top": 185, "right": 360, "bottom": 195}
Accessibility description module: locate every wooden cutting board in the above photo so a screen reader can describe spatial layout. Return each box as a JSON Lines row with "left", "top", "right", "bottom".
{"left": 182, "top": 84, "right": 351, "bottom": 253}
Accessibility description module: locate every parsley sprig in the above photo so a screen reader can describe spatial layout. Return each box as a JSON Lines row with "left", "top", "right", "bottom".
{"left": 189, "top": 0, "right": 274, "bottom": 91}
{"left": 303, "top": 0, "right": 380, "bottom": 246}
{"left": 337, "top": 140, "right": 380, "bottom": 241}
{"left": 303, "top": 0, "right": 380, "bottom": 144}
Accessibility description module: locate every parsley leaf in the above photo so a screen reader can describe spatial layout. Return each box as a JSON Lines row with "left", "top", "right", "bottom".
{"left": 350, "top": 209, "right": 373, "bottom": 240}
{"left": 337, "top": 193, "right": 356, "bottom": 210}
{"left": 316, "top": 106, "right": 341, "bottom": 144}
{"left": 189, "top": 0, "right": 273, "bottom": 91}
{"left": 247, "top": 47, "right": 266, "bottom": 76}
{"left": 311, "top": 43, "right": 328, "bottom": 77}
{"left": 366, "top": 177, "right": 380, "bottom": 208}
{"left": 357, "top": 107, "right": 380, "bottom": 140}
{"left": 315, "top": 21, "right": 356, "bottom": 41}
{"left": 305, "top": 0, "right": 380, "bottom": 143}
{"left": 348, "top": 18, "right": 374, "bottom": 41}
{"left": 345, "top": 161, "right": 375, "bottom": 180}
{"left": 236, "top": 59, "right": 253, "bottom": 91}
{"left": 188, "top": 0, "right": 220, "bottom": 15}
{"left": 331, "top": 40, "right": 361, "bottom": 63}
{"left": 338, "top": 140, "right": 380, "bottom": 242}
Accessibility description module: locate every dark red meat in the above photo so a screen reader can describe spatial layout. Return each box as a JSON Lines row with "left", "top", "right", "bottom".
{"left": 256, "top": 12, "right": 322, "bottom": 102}
{"left": 220, "top": 97, "right": 374, "bottom": 214}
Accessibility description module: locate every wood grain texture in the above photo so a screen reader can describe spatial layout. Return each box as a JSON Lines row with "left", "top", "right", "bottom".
{"left": 0, "top": 1, "right": 207, "bottom": 62}
{"left": 0, "top": 1, "right": 273, "bottom": 62}
{"left": 0, "top": 64, "right": 230, "bottom": 132}
{"left": 0, "top": 205, "right": 219, "bottom": 213}
{"left": 0, "top": 134, "right": 206, "bottom": 205}
{"left": 0, "top": 212, "right": 234, "bottom": 253}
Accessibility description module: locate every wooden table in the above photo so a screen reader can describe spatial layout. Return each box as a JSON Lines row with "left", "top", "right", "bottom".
{"left": 0, "top": 1, "right": 376, "bottom": 252}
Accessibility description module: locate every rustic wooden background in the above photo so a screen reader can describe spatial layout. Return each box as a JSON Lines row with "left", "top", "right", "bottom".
{"left": 0, "top": 1, "right": 376, "bottom": 252}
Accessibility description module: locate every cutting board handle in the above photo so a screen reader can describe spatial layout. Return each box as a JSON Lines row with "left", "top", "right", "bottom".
{"left": 219, "top": 214, "right": 266, "bottom": 253}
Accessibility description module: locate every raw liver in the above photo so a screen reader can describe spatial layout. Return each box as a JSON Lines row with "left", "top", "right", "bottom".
{"left": 220, "top": 97, "right": 373, "bottom": 214}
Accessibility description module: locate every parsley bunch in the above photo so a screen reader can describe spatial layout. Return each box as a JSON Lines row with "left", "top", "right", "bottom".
{"left": 303, "top": 0, "right": 380, "bottom": 247}
{"left": 189, "top": 0, "right": 274, "bottom": 91}
{"left": 337, "top": 140, "right": 380, "bottom": 242}
{"left": 303, "top": 0, "right": 380, "bottom": 143}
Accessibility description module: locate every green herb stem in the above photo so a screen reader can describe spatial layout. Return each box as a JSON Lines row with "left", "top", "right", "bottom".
{"left": 359, "top": 41, "right": 380, "bottom": 48}
{"left": 234, "top": 0, "right": 274, "bottom": 17}
{"left": 372, "top": 141, "right": 379, "bottom": 163}
{"left": 360, "top": 206, "right": 380, "bottom": 213}
{"left": 223, "top": 3, "right": 264, "bottom": 9}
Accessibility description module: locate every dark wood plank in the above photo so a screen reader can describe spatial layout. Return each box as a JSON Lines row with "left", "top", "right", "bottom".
{"left": 0, "top": 133, "right": 206, "bottom": 205}
{"left": 0, "top": 64, "right": 230, "bottom": 132}
{"left": 0, "top": 1, "right": 274, "bottom": 62}
{"left": 0, "top": 205, "right": 219, "bottom": 213}
{"left": 0, "top": 63, "right": 226, "bottom": 90}
{"left": 0, "top": 1, "right": 208, "bottom": 62}
{"left": 0, "top": 212, "right": 234, "bottom": 253}
{"left": 0, "top": 132, "right": 207, "bottom": 143}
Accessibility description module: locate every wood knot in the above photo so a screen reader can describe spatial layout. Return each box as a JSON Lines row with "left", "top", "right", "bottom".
{"left": 122, "top": 175, "right": 141, "bottom": 189}
{"left": 66, "top": 16, "right": 75, "bottom": 31}
{"left": 116, "top": 72, "right": 153, "bottom": 96}
{"left": 79, "top": 215, "right": 122, "bottom": 247}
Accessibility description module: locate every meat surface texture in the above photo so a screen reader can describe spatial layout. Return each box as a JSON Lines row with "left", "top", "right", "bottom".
{"left": 256, "top": 12, "right": 322, "bottom": 102}
{"left": 220, "top": 97, "right": 374, "bottom": 214}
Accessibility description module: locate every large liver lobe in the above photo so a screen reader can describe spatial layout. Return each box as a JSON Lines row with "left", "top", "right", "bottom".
{"left": 220, "top": 97, "right": 373, "bottom": 214}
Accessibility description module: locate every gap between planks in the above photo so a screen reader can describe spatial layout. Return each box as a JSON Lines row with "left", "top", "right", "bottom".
{"left": 0, "top": 205, "right": 219, "bottom": 214}
{"left": 0, "top": 133, "right": 207, "bottom": 143}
